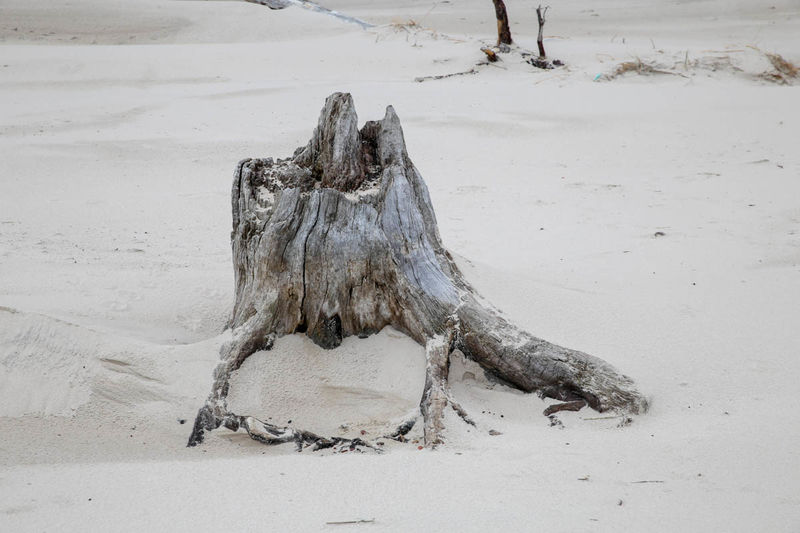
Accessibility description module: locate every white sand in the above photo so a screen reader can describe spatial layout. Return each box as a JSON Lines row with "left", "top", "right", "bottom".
{"left": 1, "top": 0, "right": 799, "bottom": 530}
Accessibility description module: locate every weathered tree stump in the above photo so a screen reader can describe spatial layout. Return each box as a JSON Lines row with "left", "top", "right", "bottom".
{"left": 188, "top": 92, "right": 647, "bottom": 450}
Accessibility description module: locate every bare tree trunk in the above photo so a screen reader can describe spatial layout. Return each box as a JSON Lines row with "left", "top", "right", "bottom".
{"left": 188, "top": 93, "right": 647, "bottom": 449}
{"left": 492, "top": 0, "right": 513, "bottom": 46}
{"left": 536, "top": 4, "right": 548, "bottom": 58}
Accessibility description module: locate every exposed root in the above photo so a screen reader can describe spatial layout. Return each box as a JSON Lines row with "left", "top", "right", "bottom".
{"left": 187, "top": 405, "right": 219, "bottom": 447}
{"left": 420, "top": 328, "right": 475, "bottom": 448}
{"left": 241, "top": 416, "right": 379, "bottom": 453}
{"left": 415, "top": 67, "right": 479, "bottom": 83}
{"left": 418, "top": 41, "right": 565, "bottom": 83}
{"left": 543, "top": 399, "right": 587, "bottom": 416}
{"left": 491, "top": 44, "right": 564, "bottom": 70}
{"left": 386, "top": 417, "right": 417, "bottom": 441}
{"left": 420, "top": 334, "right": 450, "bottom": 447}
{"left": 188, "top": 405, "right": 379, "bottom": 452}
{"left": 448, "top": 394, "right": 476, "bottom": 426}
{"left": 527, "top": 56, "right": 564, "bottom": 70}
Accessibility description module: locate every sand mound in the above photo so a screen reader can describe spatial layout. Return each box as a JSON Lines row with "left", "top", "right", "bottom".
{"left": 0, "top": 306, "right": 218, "bottom": 418}
{"left": 227, "top": 329, "right": 426, "bottom": 438}
{"left": 0, "top": 306, "right": 430, "bottom": 446}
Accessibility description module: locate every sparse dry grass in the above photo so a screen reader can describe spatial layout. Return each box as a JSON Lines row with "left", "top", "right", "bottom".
{"left": 605, "top": 58, "right": 687, "bottom": 80}
{"left": 746, "top": 47, "right": 799, "bottom": 85}
{"left": 388, "top": 19, "right": 420, "bottom": 32}
{"left": 765, "top": 52, "right": 798, "bottom": 79}
{"left": 604, "top": 49, "right": 798, "bottom": 85}
{"left": 614, "top": 59, "right": 655, "bottom": 76}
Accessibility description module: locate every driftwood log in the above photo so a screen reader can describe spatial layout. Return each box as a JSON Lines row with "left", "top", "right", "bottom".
{"left": 245, "top": 0, "right": 373, "bottom": 29}
{"left": 188, "top": 92, "right": 647, "bottom": 449}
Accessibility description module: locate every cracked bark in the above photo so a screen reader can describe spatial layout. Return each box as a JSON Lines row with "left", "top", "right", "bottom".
{"left": 188, "top": 92, "right": 647, "bottom": 449}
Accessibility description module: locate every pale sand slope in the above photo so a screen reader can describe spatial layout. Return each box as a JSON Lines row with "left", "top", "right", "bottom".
{"left": 1, "top": 0, "right": 799, "bottom": 531}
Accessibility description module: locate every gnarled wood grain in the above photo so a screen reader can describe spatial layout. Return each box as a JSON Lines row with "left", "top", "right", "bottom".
{"left": 189, "top": 93, "right": 647, "bottom": 449}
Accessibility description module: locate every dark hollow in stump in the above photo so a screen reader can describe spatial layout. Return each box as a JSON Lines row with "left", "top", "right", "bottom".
{"left": 188, "top": 92, "right": 647, "bottom": 449}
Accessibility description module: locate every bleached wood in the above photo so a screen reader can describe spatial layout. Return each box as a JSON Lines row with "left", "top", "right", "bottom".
{"left": 188, "top": 93, "right": 647, "bottom": 448}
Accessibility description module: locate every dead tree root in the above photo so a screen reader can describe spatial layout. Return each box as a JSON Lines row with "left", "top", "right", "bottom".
{"left": 543, "top": 399, "right": 587, "bottom": 416}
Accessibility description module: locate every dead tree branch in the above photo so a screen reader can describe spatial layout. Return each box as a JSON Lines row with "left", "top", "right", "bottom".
{"left": 536, "top": 4, "right": 549, "bottom": 58}
{"left": 492, "top": 0, "right": 513, "bottom": 46}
